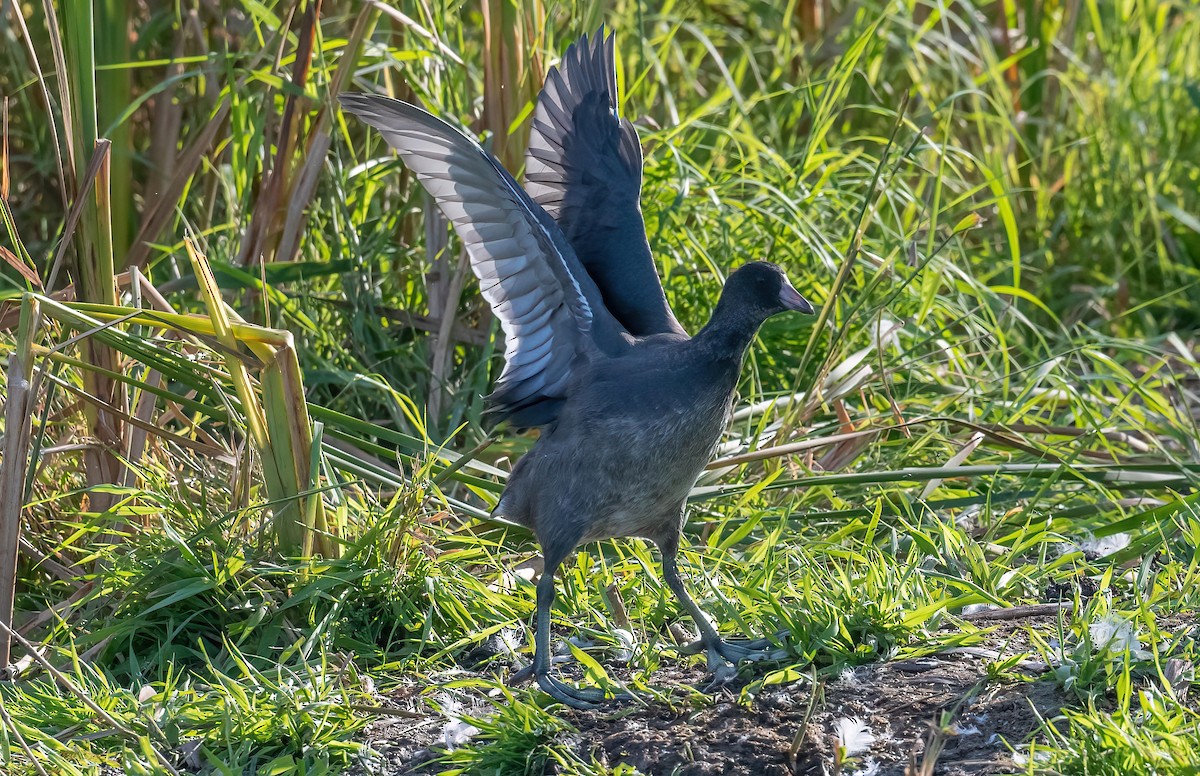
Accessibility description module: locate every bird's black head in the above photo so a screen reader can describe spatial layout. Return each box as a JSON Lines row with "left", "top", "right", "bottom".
{"left": 696, "top": 261, "right": 817, "bottom": 356}
{"left": 723, "top": 261, "right": 816, "bottom": 318}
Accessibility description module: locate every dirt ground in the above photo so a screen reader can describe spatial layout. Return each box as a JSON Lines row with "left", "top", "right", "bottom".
{"left": 351, "top": 616, "right": 1073, "bottom": 775}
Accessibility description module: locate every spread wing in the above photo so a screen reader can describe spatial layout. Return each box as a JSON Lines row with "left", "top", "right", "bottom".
{"left": 340, "top": 94, "right": 627, "bottom": 428}
{"left": 525, "top": 29, "right": 686, "bottom": 337}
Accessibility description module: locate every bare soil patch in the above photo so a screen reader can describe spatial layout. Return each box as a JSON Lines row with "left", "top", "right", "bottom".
{"left": 354, "top": 618, "right": 1071, "bottom": 775}
{"left": 571, "top": 657, "right": 1063, "bottom": 775}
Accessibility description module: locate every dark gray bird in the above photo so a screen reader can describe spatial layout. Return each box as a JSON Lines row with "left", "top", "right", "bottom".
{"left": 341, "top": 29, "right": 815, "bottom": 709}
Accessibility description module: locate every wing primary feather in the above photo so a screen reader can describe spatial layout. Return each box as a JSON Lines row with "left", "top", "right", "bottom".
{"left": 340, "top": 92, "right": 630, "bottom": 428}
{"left": 521, "top": 30, "right": 686, "bottom": 339}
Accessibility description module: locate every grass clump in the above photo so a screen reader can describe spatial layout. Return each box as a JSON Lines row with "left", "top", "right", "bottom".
{"left": 1031, "top": 692, "right": 1200, "bottom": 775}
{"left": 0, "top": 653, "right": 372, "bottom": 774}
{"left": 703, "top": 535, "right": 942, "bottom": 667}
{"left": 427, "top": 689, "right": 578, "bottom": 776}
{"left": 49, "top": 484, "right": 434, "bottom": 679}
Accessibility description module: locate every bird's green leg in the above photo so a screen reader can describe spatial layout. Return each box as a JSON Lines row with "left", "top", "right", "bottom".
{"left": 659, "top": 547, "right": 789, "bottom": 687}
{"left": 510, "top": 552, "right": 632, "bottom": 709}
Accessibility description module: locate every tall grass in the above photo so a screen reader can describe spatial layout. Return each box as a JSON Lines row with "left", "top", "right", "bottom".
{"left": 0, "top": 0, "right": 1198, "bottom": 773}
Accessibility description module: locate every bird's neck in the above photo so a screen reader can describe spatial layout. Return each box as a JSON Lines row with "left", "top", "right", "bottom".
{"left": 692, "top": 299, "right": 763, "bottom": 366}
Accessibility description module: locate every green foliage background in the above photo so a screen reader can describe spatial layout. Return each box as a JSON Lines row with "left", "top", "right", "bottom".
{"left": 1, "top": 0, "right": 1199, "bottom": 773}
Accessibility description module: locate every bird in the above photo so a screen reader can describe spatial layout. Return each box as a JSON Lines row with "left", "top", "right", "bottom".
{"left": 340, "top": 28, "right": 816, "bottom": 709}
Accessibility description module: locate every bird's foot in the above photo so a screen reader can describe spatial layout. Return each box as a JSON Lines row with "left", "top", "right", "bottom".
{"left": 678, "top": 631, "right": 791, "bottom": 690}
{"left": 509, "top": 662, "right": 634, "bottom": 710}
{"left": 508, "top": 653, "right": 576, "bottom": 685}
{"left": 678, "top": 628, "right": 790, "bottom": 658}
{"left": 535, "top": 673, "right": 619, "bottom": 710}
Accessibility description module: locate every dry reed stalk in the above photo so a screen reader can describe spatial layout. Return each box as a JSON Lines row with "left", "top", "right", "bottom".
{"left": 127, "top": 100, "right": 231, "bottom": 270}
{"left": 276, "top": 5, "right": 379, "bottom": 264}
{"left": 236, "top": 0, "right": 323, "bottom": 271}
{"left": 0, "top": 298, "right": 40, "bottom": 667}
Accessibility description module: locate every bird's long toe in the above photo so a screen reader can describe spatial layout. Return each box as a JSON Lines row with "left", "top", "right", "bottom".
{"left": 508, "top": 663, "right": 535, "bottom": 685}
{"left": 693, "top": 633, "right": 791, "bottom": 690}
{"left": 679, "top": 628, "right": 790, "bottom": 657}
{"left": 510, "top": 653, "right": 575, "bottom": 686}
{"left": 721, "top": 630, "right": 789, "bottom": 651}
{"left": 703, "top": 654, "right": 741, "bottom": 690}
{"left": 715, "top": 636, "right": 790, "bottom": 664}
{"left": 534, "top": 673, "right": 628, "bottom": 710}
